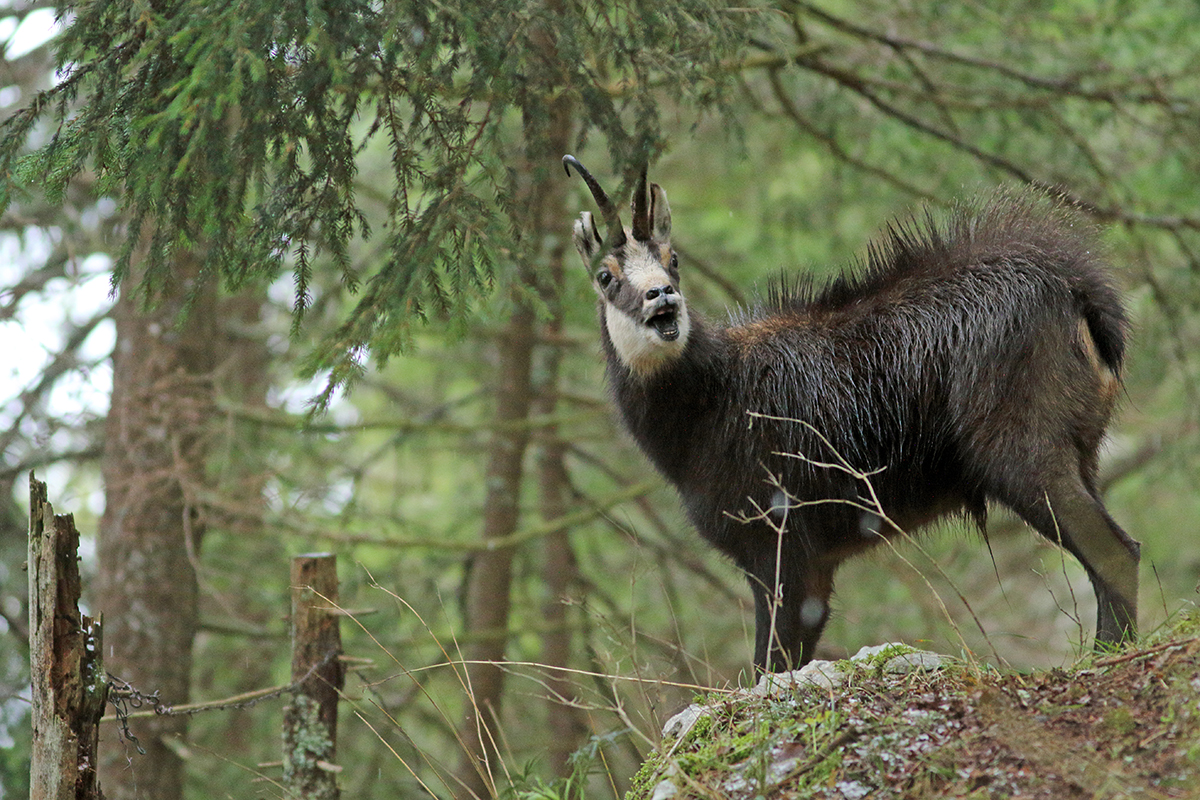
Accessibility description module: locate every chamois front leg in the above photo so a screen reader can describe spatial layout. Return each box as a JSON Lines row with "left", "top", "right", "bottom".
{"left": 747, "top": 560, "right": 834, "bottom": 672}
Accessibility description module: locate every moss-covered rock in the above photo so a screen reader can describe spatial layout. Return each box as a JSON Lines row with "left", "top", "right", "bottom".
{"left": 622, "top": 619, "right": 1200, "bottom": 799}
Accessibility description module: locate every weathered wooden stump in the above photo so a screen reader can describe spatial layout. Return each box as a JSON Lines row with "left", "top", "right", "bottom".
{"left": 28, "top": 473, "right": 107, "bottom": 800}
{"left": 283, "top": 552, "right": 344, "bottom": 800}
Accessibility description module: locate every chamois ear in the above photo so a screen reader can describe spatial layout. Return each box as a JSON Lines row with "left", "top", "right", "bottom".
{"left": 650, "top": 183, "right": 671, "bottom": 242}
{"left": 572, "top": 211, "right": 603, "bottom": 267}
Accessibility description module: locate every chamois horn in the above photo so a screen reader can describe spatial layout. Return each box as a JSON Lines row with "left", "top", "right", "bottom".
{"left": 631, "top": 165, "right": 651, "bottom": 242}
{"left": 562, "top": 155, "right": 626, "bottom": 249}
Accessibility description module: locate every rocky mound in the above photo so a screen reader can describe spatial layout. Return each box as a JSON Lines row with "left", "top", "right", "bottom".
{"left": 631, "top": 621, "right": 1200, "bottom": 799}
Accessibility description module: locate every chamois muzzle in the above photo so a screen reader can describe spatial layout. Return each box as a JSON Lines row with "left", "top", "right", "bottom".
{"left": 645, "top": 289, "right": 680, "bottom": 341}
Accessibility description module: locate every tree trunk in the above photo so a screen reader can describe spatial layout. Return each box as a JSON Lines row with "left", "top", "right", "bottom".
{"left": 534, "top": 209, "right": 588, "bottom": 778}
{"left": 538, "top": 436, "right": 588, "bottom": 778}
{"left": 454, "top": 298, "right": 537, "bottom": 799}
{"left": 96, "top": 249, "right": 218, "bottom": 800}
{"left": 453, "top": 12, "right": 575, "bottom": 794}
{"left": 202, "top": 287, "right": 279, "bottom": 757}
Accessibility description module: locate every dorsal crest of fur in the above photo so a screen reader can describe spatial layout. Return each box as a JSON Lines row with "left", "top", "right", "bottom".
{"left": 741, "top": 193, "right": 1124, "bottom": 371}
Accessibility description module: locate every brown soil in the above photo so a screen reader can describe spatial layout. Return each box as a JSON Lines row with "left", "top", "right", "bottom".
{"left": 869, "top": 638, "right": 1200, "bottom": 799}
{"left": 631, "top": 628, "right": 1200, "bottom": 800}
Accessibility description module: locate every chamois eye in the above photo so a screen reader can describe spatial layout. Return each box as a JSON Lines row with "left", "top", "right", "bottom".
{"left": 669, "top": 252, "right": 679, "bottom": 272}
{"left": 596, "top": 269, "right": 613, "bottom": 288}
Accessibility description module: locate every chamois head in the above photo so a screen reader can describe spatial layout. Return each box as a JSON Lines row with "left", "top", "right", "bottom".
{"left": 563, "top": 155, "right": 690, "bottom": 376}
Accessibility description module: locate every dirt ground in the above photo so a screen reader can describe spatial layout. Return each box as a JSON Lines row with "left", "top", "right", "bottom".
{"left": 629, "top": 617, "right": 1200, "bottom": 800}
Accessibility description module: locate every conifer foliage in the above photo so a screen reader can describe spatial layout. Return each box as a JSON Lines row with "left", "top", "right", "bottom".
{"left": 0, "top": 0, "right": 749, "bottom": 402}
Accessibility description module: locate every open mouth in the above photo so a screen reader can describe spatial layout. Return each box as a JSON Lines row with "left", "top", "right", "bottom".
{"left": 647, "top": 306, "right": 680, "bottom": 341}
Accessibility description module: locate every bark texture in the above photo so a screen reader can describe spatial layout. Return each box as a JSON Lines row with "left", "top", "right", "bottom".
{"left": 283, "top": 553, "right": 344, "bottom": 800}
{"left": 538, "top": 440, "right": 588, "bottom": 778}
{"left": 203, "top": 288, "right": 278, "bottom": 755}
{"left": 28, "top": 475, "right": 107, "bottom": 800}
{"left": 455, "top": 297, "right": 537, "bottom": 798}
{"left": 96, "top": 251, "right": 218, "bottom": 800}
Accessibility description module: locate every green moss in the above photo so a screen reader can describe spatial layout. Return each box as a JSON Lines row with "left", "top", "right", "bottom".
{"left": 1101, "top": 706, "right": 1138, "bottom": 737}
{"left": 844, "top": 642, "right": 919, "bottom": 675}
{"left": 626, "top": 691, "right": 860, "bottom": 799}
{"left": 625, "top": 752, "right": 669, "bottom": 800}
{"left": 682, "top": 711, "right": 714, "bottom": 744}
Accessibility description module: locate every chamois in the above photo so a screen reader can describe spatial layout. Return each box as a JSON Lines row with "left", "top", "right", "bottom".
{"left": 563, "top": 154, "right": 1140, "bottom": 672}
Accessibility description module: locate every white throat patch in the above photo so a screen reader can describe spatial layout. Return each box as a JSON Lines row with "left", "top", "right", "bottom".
{"left": 605, "top": 301, "right": 691, "bottom": 377}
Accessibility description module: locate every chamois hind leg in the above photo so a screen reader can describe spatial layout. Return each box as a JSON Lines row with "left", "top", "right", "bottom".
{"left": 1001, "top": 475, "right": 1139, "bottom": 648}
{"left": 748, "top": 563, "right": 834, "bottom": 672}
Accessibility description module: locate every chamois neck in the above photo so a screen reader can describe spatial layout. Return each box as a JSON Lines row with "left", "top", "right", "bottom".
{"left": 602, "top": 313, "right": 732, "bottom": 483}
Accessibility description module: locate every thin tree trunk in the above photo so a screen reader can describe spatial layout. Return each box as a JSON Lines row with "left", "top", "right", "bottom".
{"left": 204, "top": 289, "right": 278, "bottom": 756}
{"left": 539, "top": 439, "right": 588, "bottom": 778}
{"left": 535, "top": 218, "right": 588, "bottom": 778}
{"left": 453, "top": 11, "right": 574, "bottom": 791}
{"left": 96, "top": 250, "right": 218, "bottom": 800}
{"left": 455, "top": 297, "right": 537, "bottom": 799}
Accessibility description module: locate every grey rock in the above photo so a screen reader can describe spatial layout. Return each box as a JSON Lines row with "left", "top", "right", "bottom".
{"left": 650, "top": 779, "right": 679, "bottom": 800}
{"left": 661, "top": 703, "right": 709, "bottom": 740}
{"left": 837, "top": 779, "right": 871, "bottom": 799}
{"left": 850, "top": 642, "right": 910, "bottom": 662}
{"left": 883, "top": 650, "right": 947, "bottom": 674}
{"left": 753, "top": 659, "right": 847, "bottom": 695}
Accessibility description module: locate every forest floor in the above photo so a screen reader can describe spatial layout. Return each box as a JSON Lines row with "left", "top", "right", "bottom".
{"left": 625, "top": 611, "right": 1200, "bottom": 800}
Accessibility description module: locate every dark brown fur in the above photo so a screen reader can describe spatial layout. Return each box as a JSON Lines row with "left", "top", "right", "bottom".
{"left": 569, "top": 160, "right": 1139, "bottom": 672}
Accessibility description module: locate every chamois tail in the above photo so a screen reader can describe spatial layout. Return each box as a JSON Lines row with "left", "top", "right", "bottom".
{"left": 1081, "top": 286, "right": 1127, "bottom": 373}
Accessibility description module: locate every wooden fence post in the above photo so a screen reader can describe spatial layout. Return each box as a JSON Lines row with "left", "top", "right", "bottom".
{"left": 28, "top": 473, "right": 107, "bottom": 800}
{"left": 283, "top": 553, "right": 344, "bottom": 800}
